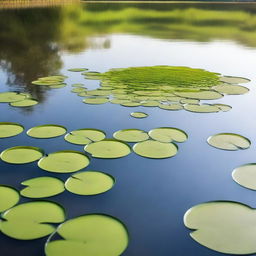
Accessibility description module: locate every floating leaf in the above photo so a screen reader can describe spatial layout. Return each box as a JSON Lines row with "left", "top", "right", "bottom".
{"left": 83, "top": 97, "right": 109, "bottom": 105}
{"left": 0, "top": 122, "right": 24, "bottom": 138}
{"left": 10, "top": 99, "right": 38, "bottom": 107}
{"left": 133, "top": 140, "right": 178, "bottom": 159}
{"left": 158, "top": 103, "right": 183, "bottom": 110}
{"left": 85, "top": 139, "right": 131, "bottom": 159}
{"left": 0, "top": 185, "right": 19, "bottom": 212}
{"left": 220, "top": 76, "right": 250, "bottom": 84}
{"left": 71, "top": 88, "right": 86, "bottom": 93}
{"left": 213, "top": 84, "right": 249, "bottom": 95}
{"left": 184, "top": 201, "right": 256, "bottom": 255}
{"left": 45, "top": 214, "right": 128, "bottom": 256}
{"left": 130, "top": 112, "right": 148, "bottom": 118}
{"left": 0, "top": 201, "right": 65, "bottom": 240}
{"left": 232, "top": 164, "right": 256, "bottom": 190}
{"left": 68, "top": 68, "right": 88, "bottom": 72}
{"left": 213, "top": 103, "right": 232, "bottom": 112}
{"left": 27, "top": 124, "right": 67, "bottom": 139}
{"left": 0, "top": 92, "right": 27, "bottom": 103}
{"left": 180, "top": 99, "right": 200, "bottom": 104}
{"left": 121, "top": 102, "right": 141, "bottom": 107}
{"left": 207, "top": 133, "right": 251, "bottom": 151}
{"left": 32, "top": 76, "right": 67, "bottom": 87}
{"left": 0, "top": 146, "right": 44, "bottom": 164}
{"left": 174, "top": 90, "right": 223, "bottom": 100}
{"left": 65, "top": 171, "right": 115, "bottom": 195}
{"left": 149, "top": 127, "right": 188, "bottom": 143}
{"left": 49, "top": 83, "right": 67, "bottom": 89}
{"left": 38, "top": 150, "right": 90, "bottom": 173}
{"left": 141, "top": 101, "right": 159, "bottom": 107}
{"left": 184, "top": 104, "right": 220, "bottom": 113}
{"left": 113, "top": 129, "right": 149, "bottom": 142}
{"left": 20, "top": 177, "right": 65, "bottom": 198}
{"left": 64, "top": 129, "right": 105, "bottom": 145}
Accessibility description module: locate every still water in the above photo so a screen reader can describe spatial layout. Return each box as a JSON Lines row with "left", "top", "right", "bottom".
{"left": 1, "top": 2, "right": 256, "bottom": 255}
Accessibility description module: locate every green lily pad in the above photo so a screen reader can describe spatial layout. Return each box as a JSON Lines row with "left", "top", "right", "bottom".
{"left": 27, "top": 124, "right": 67, "bottom": 139}
{"left": 77, "top": 92, "right": 88, "bottom": 97}
{"left": 213, "top": 104, "right": 232, "bottom": 112}
{"left": 0, "top": 122, "right": 24, "bottom": 138}
{"left": 38, "top": 150, "right": 90, "bottom": 173}
{"left": 158, "top": 103, "right": 183, "bottom": 110}
{"left": 133, "top": 140, "right": 178, "bottom": 159}
{"left": 10, "top": 99, "right": 38, "bottom": 107}
{"left": 64, "top": 129, "right": 106, "bottom": 145}
{"left": 141, "top": 101, "right": 159, "bottom": 107}
{"left": 207, "top": 133, "right": 251, "bottom": 151}
{"left": 184, "top": 201, "right": 256, "bottom": 255}
{"left": 220, "top": 76, "right": 250, "bottom": 84}
{"left": 213, "top": 84, "right": 249, "bottom": 95}
{"left": 83, "top": 97, "right": 109, "bottom": 105}
{"left": 87, "top": 90, "right": 111, "bottom": 96}
{"left": 149, "top": 127, "right": 188, "bottom": 143}
{"left": 20, "top": 177, "right": 65, "bottom": 198}
{"left": 84, "top": 139, "right": 131, "bottom": 159}
{"left": 174, "top": 90, "right": 223, "bottom": 100}
{"left": 184, "top": 104, "right": 220, "bottom": 113}
{"left": 180, "top": 99, "right": 200, "bottom": 104}
{"left": 130, "top": 112, "right": 148, "bottom": 118}
{"left": 0, "top": 146, "right": 44, "bottom": 164}
{"left": 45, "top": 214, "right": 129, "bottom": 256}
{"left": 49, "top": 83, "right": 67, "bottom": 89}
{"left": 0, "top": 201, "right": 65, "bottom": 240}
{"left": 71, "top": 88, "right": 86, "bottom": 93}
{"left": 121, "top": 102, "right": 141, "bottom": 107}
{"left": 65, "top": 171, "right": 115, "bottom": 195}
{"left": 0, "top": 92, "right": 27, "bottom": 103}
{"left": 232, "top": 164, "right": 256, "bottom": 190}
{"left": 0, "top": 185, "right": 19, "bottom": 212}
{"left": 113, "top": 129, "right": 149, "bottom": 142}
{"left": 68, "top": 68, "right": 88, "bottom": 72}
{"left": 72, "top": 84, "right": 85, "bottom": 87}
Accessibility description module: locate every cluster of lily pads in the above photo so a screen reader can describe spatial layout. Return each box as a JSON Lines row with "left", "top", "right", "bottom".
{"left": 184, "top": 132, "right": 256, "bottom": 255}
{"left": 0, "top": 92, "right": 38, "bottom": 107}
{"left": 67, "top": 66, "right": 251, "bottom": 113}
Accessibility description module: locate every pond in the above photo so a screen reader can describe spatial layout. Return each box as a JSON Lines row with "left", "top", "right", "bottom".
{"left": 1, "top": 2, "right": 256, "bottom": 255}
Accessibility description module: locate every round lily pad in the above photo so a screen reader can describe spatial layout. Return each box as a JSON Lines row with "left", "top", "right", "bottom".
{"left": 68, "top": 68, "right": 88, "bottom": 72}
{"left": 84, "top": 139, "right": 131, "bottom": 159}
{"left": 64, "top": 129, "right": 105, "bottom": 145}
{"left": 149, "top": 127, "right": 188, "bottom": 143}
{"left": 220, "top": 76, "right": 250, "bottom": 84}
{"left": 213, "top": 84, "right": 249, "bottom": 95}
{"left": 20, "top": 177, "right": 65, "bottom": 198}
{"left": 232, "top": 164, "right": 256, "bottom": 190}
{"left": 71, "top": 88, "right": 86, "bottom": 93}
{"left": 121, "top": 102, "right": 141, "bottom": 107}
{"left": 184, "top": 104, "right": 220, "bottom": 113}
{"left": 0, "top": 201, "right": 65, "bottom": 240}
{"left": 141, "top": 101, "right": 159, "bottom": 107}
{"left": 158, "top": 103, "right": 183, "bottom": 110}
{"left": 45, "top": 214, "right": 128, "bottom": 256}
{"left": 0, "top": 122, "right": 24, "bottom": 138}
{"left": 113, "top": 129, "right": 149, "bottom": 142}
{"left": 38, "top": 150, "right": 90, "bottom": 173}
{"left": 207, "top": 133, "right": 251, "bottom": 151}
{"left": 83, "top": 97, "right": 109, "bottom": 105}
{"left": 32, "top": 76, "right": 66, "bottom": 86}
{"left": 27, "top": 124, "right": 67, "bottom": 139}
{"left": 10, "top": 99, "right": 38, "bottom": 107}
{"left": 65, "top": 171, "right": 115, "bottom": 195}
{"left": 49, "top": 83, "right": 67, "bottom": 89}
{"left": 0, "top": 146, "right": 44, "bottom": 164}
{"left": 133, "top": 140, "right": 178, "bottom": 159}
{"left": 213, "top": 104, "right": 232, "bottom": 112}
{"left": 174, "top": 90, "right": 223, "bottom": 100}
{"left": 0, "top": 92, "right": 27, "bottom": 103}
{"left": 0, "top": 185, "right": 19, "bottom": 212}
{"left": 180, "top": 99, "right": 200, "bottom": 104}
{"left": 130, "top": 112, "right": 148, "bottom": 118}
{"left": 184, "top": 201, "right": 256, "bottom": 255}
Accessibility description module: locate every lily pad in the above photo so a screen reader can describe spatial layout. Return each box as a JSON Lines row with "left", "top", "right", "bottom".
{"left": 213, "top": 84, "right": 249, "bottom": 95}
{"left": 65, "top": 171, "right": 115, "bottom": 195}
{"left": 38, "top": 150, "right": 90, "bottom": 173}
{"left": 84, "top": 139, "right": 131, "bottom": 159}
{"left": 32, "top": 76, "right": 66, "bottom": 86}
{"left": 133, "top": 140, "right": 178, "bottom": 159}
{"left": 220, "top": 76, "right": 250, "bottom": 84}
{"left": 207, "top": 133, "right": 251, "bottom": 151}
{"left": 10, "top": 99, "right": 38, "bottom": 107}
{"left": 149, "top": 127, "right": 188, "bottom": 143}
{"left": 184, "top": 201, "right": 256, "bottom": 255}
{"left": 83, "top": 97, "right": 109, "bottom": 105}
{"left": 71, "top": 88, "right": 86, "bottom": 93}
{"left": 232, "top": 164, "right": 256, "bottom": 190}
{"left": 0, "top": 201, "right": 65, "bottom": 240}
{"left": 213, "top": 103, "right": 232, "bottom": 112}
{"left": 184, "top": 104, "right": 220, "bottom": 113}
{"left": 0, "top": 185, "right": 19, "bottom": 212}
{"left": 113, "top": 129, "right": 149, "bottom": 142}
{"left": 64, "top": 129, "right": 105, "bottom": 145}
{"left": 180, "top": 99, "right": 200, "bottom": 104}
{"left": 174, "top": 90, "right": 223, "bottom": 100}
{"left": 0, "top": 92, "right": 27, "bottom": 103}
{"left": 158, "top": 103, "right": 183, "bottom": 110}
{"left": 45, "top": 214, "right": 129, "bottom": 256}
{"left": 0, "top": 146, "right": 44, "bottom": 164}
{"left": 27, "top": 124, "right": 67, "bottom": 139}
{"left": 20, "top": 177, "right": 65, "bottom": 198}
{"left": 68, "top": 68, "right": 88, "bottom": 72}
{"left": 130, "top": 112, "right": 148, "bottom": 118}
{"left": 0, "top": 122, "right": 24, "bottom": 138}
